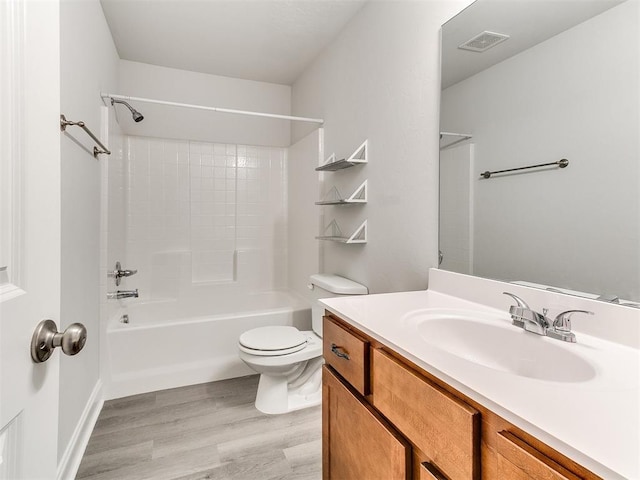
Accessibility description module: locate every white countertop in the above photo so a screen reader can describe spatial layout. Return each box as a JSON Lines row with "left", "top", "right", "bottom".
{"left": 320, "top": 289, "right": 640, "bottom": 480}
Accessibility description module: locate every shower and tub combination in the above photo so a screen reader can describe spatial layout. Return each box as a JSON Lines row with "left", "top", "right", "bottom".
{"left": 101, "top": 93, "right": 342, "bottom": 405}
{"left": 106, "top": 289, "right": 311, "bottom": 399}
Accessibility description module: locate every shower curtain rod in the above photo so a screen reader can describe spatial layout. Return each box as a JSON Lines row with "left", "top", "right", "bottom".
{"left": 101, "top": 93, "right": 324, "bottom": 125}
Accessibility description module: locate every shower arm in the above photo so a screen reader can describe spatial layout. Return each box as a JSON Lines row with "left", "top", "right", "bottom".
{"left": 110, "top": 98, "right": 144, "bottom": 122}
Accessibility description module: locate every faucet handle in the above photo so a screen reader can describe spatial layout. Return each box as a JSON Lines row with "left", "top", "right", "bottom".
{"left": 503, "top": 292, "right": 530, "bottom": 328}
{"left": 112, "top": 261, "right": 138, "bottom": 286}
{"left": 552, "top": 310, "right": 594, "bottom": 332}
{"left": 503, "top": 292, "right": 530, "bottom": 309}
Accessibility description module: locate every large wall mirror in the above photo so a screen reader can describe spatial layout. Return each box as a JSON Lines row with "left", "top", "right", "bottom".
{"left": 439, "top": 0, "right": 639, "bottom": 304}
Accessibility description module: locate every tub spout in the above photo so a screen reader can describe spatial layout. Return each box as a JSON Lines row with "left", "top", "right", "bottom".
{"left": 107, "top": 289, "right": 139, "bottom": 300}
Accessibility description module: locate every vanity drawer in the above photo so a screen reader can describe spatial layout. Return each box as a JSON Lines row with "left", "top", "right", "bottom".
{"left": 372, "top": 348, "right": 479, "bottom": 480}
{"left": 496, "top": 431, "right": 583, "bottom": 480}
{"left": 323, "top": 315, "right": 369, "bottom": 395}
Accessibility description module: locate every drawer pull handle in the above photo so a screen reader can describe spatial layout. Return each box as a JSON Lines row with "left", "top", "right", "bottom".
{"left": 420, "top": 462, "right": 448, "bottom": 480}
{"left": 331, "top": 343, "right": 350, "bottom": 360}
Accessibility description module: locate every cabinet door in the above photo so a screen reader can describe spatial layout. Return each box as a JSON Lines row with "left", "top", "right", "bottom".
{"left": 496, "top": 431, "right": 583, "bottom": 480}
{"left": 323, "top": 366, "right": 410, "bottom": 480}
{"left": 372, "top": 348, "right": 479, "bottom": 480}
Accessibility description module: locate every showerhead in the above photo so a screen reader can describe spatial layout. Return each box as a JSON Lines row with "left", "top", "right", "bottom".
{"left": 111, "top": 98, "right": 144, "bottom": 122}
{"left": 131, "top": 110, "right": 144, "bottom": 122}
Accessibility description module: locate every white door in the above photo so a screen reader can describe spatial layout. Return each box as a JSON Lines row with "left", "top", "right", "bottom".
{"left": 0, "top": 1, "right": 62, "bottom": 478}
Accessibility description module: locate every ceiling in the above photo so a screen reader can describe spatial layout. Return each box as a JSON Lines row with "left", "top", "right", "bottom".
{"left": 441, "top": 0, "right": 625, "bottom": 89}
{"left": 100, "top": 0, "right": 367, "bottom": 86}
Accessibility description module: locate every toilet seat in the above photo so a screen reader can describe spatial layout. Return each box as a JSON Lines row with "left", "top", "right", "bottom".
{"left": 238, "top": 326, "right": 307, "bottom": 356}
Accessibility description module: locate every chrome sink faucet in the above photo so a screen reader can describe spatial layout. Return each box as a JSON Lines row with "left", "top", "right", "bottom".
{"left": 503, "top": 292, "right": 593, "bottom": 342}
{"left": 503, "top": 292, "right": 549, "bottom": 334}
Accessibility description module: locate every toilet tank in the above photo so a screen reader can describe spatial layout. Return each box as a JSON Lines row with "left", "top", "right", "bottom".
{"left": 308, "top": 274, "right": 368, "bottom": 337}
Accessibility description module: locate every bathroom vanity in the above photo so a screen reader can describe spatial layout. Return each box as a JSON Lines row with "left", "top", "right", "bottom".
{"left": 319, "top": 270, "right": 640, "bottom": 480}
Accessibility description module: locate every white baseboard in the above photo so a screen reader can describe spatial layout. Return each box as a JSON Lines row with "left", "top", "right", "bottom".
{"left": 57, "top": 380, "right": 104, "bottom": 480}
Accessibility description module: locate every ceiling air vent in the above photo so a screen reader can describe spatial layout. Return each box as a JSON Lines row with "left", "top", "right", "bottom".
{"left": 458, "top": 31, "right": 510, "bottom": 53}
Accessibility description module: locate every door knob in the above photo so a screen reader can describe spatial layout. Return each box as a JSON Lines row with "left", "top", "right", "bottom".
{"left": 30, "top": 320, "right": 87, "bottom": 363}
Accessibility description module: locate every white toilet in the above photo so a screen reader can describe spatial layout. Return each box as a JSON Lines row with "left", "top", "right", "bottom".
{"left": 238, "top": 274, "right": 368, "bottom": 414}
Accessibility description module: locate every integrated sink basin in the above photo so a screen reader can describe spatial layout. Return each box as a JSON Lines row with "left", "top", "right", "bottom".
{"left": 403, "top": 309, "right": 596, "bottom": 383}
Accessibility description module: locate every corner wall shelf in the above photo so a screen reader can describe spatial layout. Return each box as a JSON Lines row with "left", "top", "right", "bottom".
{"left": 316, "top": 180, "right": 368, "bottom": 205}
{"left": 316, "top": 219, "right": 367, "bottom": 244}
{"left": 440, "top": 131, "right": 472, "bottom": 150}
{"left": 316, "top": 140, "right": 368, "bottom": 171}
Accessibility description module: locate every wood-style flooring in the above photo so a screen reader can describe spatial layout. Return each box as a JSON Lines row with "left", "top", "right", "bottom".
{"left": 76, "top": 375, "right": 321, "bottom": 480}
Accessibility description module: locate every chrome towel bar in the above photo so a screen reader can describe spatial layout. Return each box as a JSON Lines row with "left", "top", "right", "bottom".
{"left": 480, "top": 158, "right": 568, "bottom": 179}
{"left": 60, "top": 114, "right": 111, "bottom": 158}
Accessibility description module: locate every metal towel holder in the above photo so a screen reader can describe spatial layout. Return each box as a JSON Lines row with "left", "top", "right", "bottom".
{"left": 480, "top": 158, "right": 568, "bottom": 179}
{"left": 60, "top": 114, "right": 111, "bottom": 158}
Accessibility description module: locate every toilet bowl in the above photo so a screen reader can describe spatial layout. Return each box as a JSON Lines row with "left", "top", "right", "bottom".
{"left": 238, "top": 274, "right": 368, "bottom": 414}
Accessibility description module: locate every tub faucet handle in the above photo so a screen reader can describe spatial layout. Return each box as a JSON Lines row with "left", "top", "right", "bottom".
{"left": 112, "top": 261, "right": 138, "bottom": 286}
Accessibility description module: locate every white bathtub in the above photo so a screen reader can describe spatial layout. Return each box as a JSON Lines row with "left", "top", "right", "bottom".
{"left": 105, "top": 290, "right": 311, "bottom": 399}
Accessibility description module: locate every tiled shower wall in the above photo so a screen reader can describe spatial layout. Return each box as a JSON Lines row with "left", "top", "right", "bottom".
{"left": 121, "top": 136, "right": 288, "bottom": 302}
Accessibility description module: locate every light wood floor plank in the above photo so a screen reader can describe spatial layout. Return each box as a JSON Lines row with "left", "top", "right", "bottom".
{"left": 284, "top": 438, "right": 323, "bottom": 475}
{"left": 79, "top": 444, "right": 222, "bottom": 480}
{"left": 204, "top": 450, "right": 293, "bottom": 480}
{"left": 76, "top": 441, "right": 154, "bottom": 478}
{"left": 217, "top": 413, "right": 320, "bottom": 463}
{"left": 98, "top": 392, "right": 157, "bottom": 420}
{"left": 77, "top": 375, "right": 321, "bottom": 480}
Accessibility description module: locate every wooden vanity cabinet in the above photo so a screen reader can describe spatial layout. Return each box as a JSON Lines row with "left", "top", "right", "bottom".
{"left": 322, "top": 312, "right": 602, "bottom": 480}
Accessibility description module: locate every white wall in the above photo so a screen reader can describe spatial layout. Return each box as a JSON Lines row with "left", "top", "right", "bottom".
{"left": 291, "top": 0, "right": 473, "bottom": 294}
{"left": 441, "top": 1, "right": 640, "bottom": 300}
{"left": 117, "top": 60, "right": 292, "bottom": 147}
{"left": 59, "top": 0, "right": 119, "bottom": 467}
{"left": 287, "top": 129, "right": 323, "bottom": 298}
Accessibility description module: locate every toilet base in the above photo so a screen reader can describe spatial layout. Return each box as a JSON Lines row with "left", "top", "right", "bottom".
{"left": 254, "top": 357, "right": 323, "bottom": 414}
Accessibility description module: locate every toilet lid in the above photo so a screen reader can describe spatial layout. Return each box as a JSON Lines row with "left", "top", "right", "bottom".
{"left": 239, "top": 326, "right": 307, "bottom": 354}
